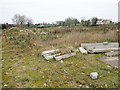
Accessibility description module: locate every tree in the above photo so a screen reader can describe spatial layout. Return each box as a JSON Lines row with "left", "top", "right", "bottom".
{"left": 84, "top": 20, "right": 90, "bottom": 26}
{"left": 74, "top": 19, "right": 79, "bottom": 26}
{"left": 26, "top": 18, "right": 33, "bottom": 27}
{"left": 12, "top": 14, "right": 33, "bottom": 26}
{"left": 81, "top": 18, "right": 90, "bottom": 26}
{"left": 65, "top": 17, "right": 79, "bottom": 27}
{"left": 91, "top": 17, "right": 98, "bottom": 26}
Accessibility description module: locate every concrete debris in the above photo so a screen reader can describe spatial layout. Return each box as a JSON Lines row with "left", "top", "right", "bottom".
{"left": 40, "top": 32, "right": 47, "bottom": 35}
{"left": 42, "top": 49, "right": 76, "bottom": 60}
{"left": 43, "top": 53, "right": 61, "bottom": 60}
{"left": 105, "top": 51, "right": 120, "bottom": 57}
{"left": 41, "top": 49, "right": 60, "bottom": 60}
{"left": 81, "top": 42, "right": 119, "bottom": 53}
{"left": 54, "top": 52, "right": 76, "bottom": 61}
{"left": 41, "top": 49, "right": 59, "bottom": 56}
{"left": 79, "top": 47, "right": 88, "bottom": 54}
{"left": 90, "top": 72, "right": 98, "bottom": 80}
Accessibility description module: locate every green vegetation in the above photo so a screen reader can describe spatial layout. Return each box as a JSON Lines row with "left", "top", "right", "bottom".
{"left": 2, "top": 25, "right": 119, "bottom": 88}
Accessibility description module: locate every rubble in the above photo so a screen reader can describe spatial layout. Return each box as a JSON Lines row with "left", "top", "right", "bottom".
{"left": 105, "top": 51, "right": 120, "bottom": 57}
{"left": 41, "top": 49, "right": 76, "bottom": 60}
{"left": 41, "top": 49, "right": 59, "bottom": 56}
{"left": 43, "top": 53, "right": 61, "bottom": 60}
{"left": 80, "top": 42, "right": 119, "bottom": 53}
{"left": 54, "top": 52, "right": 76, "bottom": 61}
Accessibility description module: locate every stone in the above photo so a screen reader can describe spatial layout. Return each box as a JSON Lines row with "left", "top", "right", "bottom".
{"left": 4, "top": 84, "right": 8, "bottom": 87}
{"left": 90, "top": 72, "right": 98, "bottom": 80}
{"left": 60, "top": 60, "right": 63, "bottom": 63}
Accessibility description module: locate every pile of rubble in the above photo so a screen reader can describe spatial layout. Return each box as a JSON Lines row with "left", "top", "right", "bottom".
{"left": 79, "top": 42, "right": 120, "bottom": 68}
{"left": 41, "top": 42, "right": 119, "bottom": 61}
{"left": 79, "top": 42, "right": 119, "bottom": 54}
{"left": 41, "top": 49, "right": 76, "bottom": 60}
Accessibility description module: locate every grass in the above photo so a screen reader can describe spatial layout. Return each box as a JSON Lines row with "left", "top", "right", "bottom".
{"left": 2, "top": 25, "right": 119, "bottom": 88}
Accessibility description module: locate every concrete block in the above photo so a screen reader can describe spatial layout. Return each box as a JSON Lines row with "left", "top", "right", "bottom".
{"left": 41, "top": 49, "right": 59, "bottom": 56}
{"left": 81, "top": 42, "right": 119, "bottom": 53}
{"left": 54, "top": 52, "right": 76, "bottom": 61}
{"left": 79, "top": 47, "right": 88, "bottom": 54}
{"left": 43, "top": 53, "right": 61, "bottom": 60}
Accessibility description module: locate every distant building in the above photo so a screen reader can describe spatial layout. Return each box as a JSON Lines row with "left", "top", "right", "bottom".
{"left": 97, "top": 19, "right": 111, "bottom": 25}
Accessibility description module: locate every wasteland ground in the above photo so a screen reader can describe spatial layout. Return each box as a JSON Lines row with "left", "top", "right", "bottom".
{"left": 1, "top": 25, "right": 119, "bottom": 88}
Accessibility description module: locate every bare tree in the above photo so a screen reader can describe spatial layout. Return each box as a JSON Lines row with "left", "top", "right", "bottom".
{"left": 12, "top": 14, "right": 33, "bottom": 26}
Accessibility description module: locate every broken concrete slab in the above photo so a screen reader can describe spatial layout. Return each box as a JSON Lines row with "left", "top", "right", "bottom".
{"left": 43, "top": 53, "right": 61, "bottom": 60}
{"left": 98, "top": 56, "right": 119, "bottom": 68}
{"left": 41, "top": 49, "right": 59, "bottom": 56}
{"left": 79, "top": 47, "right": 88, "bottom": 54}
{"left": 54, "top": 52, "right": 76, "bottom": 61}
{"left": 81, "top": 42, "right": 119, "bottom": 53}
{"left": 105, "top": 51, "right": 120, "bottom": 57}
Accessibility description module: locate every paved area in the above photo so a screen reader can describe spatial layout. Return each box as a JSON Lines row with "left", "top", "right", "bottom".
{"left": 98, "top": 56, "right": 119, "bottom": 68}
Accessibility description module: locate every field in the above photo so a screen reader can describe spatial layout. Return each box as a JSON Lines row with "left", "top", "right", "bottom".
{"left": 1, "top": 25, "right": 119, "bottom": 88}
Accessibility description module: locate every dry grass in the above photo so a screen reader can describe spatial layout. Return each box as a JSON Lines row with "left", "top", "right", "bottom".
{"left": 48, "top": 30, "right": 118, "bottom": 48}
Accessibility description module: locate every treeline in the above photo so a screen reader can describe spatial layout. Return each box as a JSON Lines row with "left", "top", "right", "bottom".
{"left": 0, "top": 14, "right": 116, "bottom": 29}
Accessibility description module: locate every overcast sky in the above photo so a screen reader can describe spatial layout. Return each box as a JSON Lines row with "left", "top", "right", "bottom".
{"left": 0, "top": 0, "right": 119, "bottom": 24}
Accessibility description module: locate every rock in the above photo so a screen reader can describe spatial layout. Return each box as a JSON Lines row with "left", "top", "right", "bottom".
{"left": 43, "top": 83, "right": 47, "bottom": 87}
{"left": 4, "top": 84, "right": 8, "bottom": 87}
{"left": 90, "top": 72, "right": 98, "bottom": 80}
{"left": 79, "top": 84, "right": 82, "bottom": 87}
{"left": 107, "top": 65, "right": 111, "bottom": 68}
{"left": 60, "top": 60, "right": 63, "bottom": 63}
{"left": 85, "top": 85, "right": 89, "bottom": 88}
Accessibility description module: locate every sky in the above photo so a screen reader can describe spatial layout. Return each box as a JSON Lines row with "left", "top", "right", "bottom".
{"left": 0, "top": 0, "right": 119, "bottom": 24}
